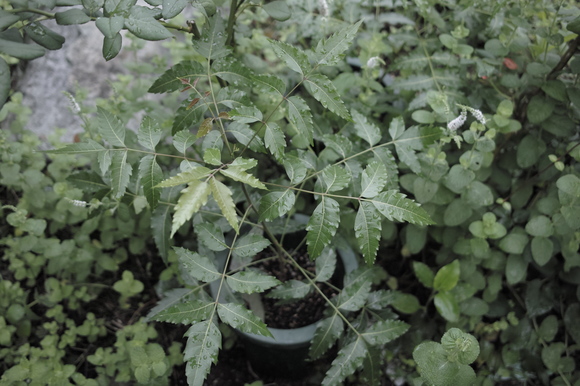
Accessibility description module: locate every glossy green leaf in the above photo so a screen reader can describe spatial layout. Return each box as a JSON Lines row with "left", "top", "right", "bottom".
{"left": 102, "top": 34, "right": 122, "bottom": 61}
{"left": 370, "top": 190, "right": 434, "bottom": 226}
{"left": 258, "top": 190, "right": 296, "bottom": 222}
{"left": 283, "top": 155, "right": 308, "bottom": 184}
{"left": 151, "top": 188, "right": 176, "bottom": 263}
{"left": 434, "top": 292, "right": 459, "bottom": 322}
{"left": 174, "top": 247, "right": 221, "bottom": 282}
{"left": 263, "top": 122, "right": 285, "bottom": 160}
{"left": 184, "top": 321, "right": 221, "bottom": 386}
{"left": 352, "top": 109, "right": 381, "bottom": 146}
{"left": 150, "top": 300, "right": 214, "bottom": 324}
{"left": 148, "top": 61, "right": 205, "bottom": 94}
{"left": 0, "top": 38, "right": 45, "bottom": 60}
{"left": 227, "top": 271, "right": 280, "bottom": 294}
{"left": 45, "top": 139, "right": 106, "bottom": 154}
{"left": 355, "top": 201, "right": 382, "bottom": 265}
{"left": 156, "top": 167, "right": 211, "bottom": 188}
{"left": 306, "top": 197, "right": 340, "bottom": 259}
{"left": 309, "top": 313, "right": 343, "bottom": 360}
{"left": 67, "top": 171, "right": 108, "bottom": 193}
{"left": 212, "top": 57, "right": 254, "bottom": 86}
{"left": 360, "top": 161, "right": 388, "bottom": 198}
{"left": 262, "top": 0, "right": 291, "bottom": 21}
{"left": 441, "top": 328, "right": 480, "bottom": 365}
{"left": 305, "top": 74, "right": 350, "bottom": 120}
{"left": 172, "top": 180, "right": 211, "bottom": 236}
{"left": 139, "top": 155, "right": 162, "bottom": 210}
{"left": 414, "top": 341, "right": 476, "bottom": 386}
{"left": 125, "top": 9, "right": 173, "bottom": 41}
{"left": 336, "top": 279, "right": 371, "bottom": 312}
{"left": 209, "top": 177, "right": 239, "bottom": 232}
{"left": 251, "top": 74, "right": 285, "bottom": 95}
{"left": 220, "top": 167, "right": 267, "bottom": 190}
{"left": 229, "top": 105, "right": 263, "bottom": 123}
{"left": 433, "top": 260, "right": 460, "bottom": 292}
{"left": 55, "top": 9, "right": 91, "bottom": 25}
{"left": 203, "top": 148, "right": 221, "bottom": 165}
{"left": 322, "top": 338, "right": 367, "bottom": 386}
{"left": 217, "top": 303, "right": 272, "bottom": 337}
{"left": 95, "top": 16, "right": 125, "bottom": 39}
{"left": 24, "top": 23, "right": 65, "bottom": 50}
{"left": 321, "top": 164, "right": 351, "bottom": 192}
{"left": 162, "top": 0, "right": 187, "bottom": 19}
{"left": 110, "top": 150, "right": 132, "bottom": 198}
{"left": 314, "top": 20, "right": 362, "bottom": 67}
{"left": 269, "top": 39, "right": 310, "bottom": 75}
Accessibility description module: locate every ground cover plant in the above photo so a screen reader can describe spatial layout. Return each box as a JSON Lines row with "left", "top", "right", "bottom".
{"left": 1, "top": 0, "right": 580, "bottom": 385}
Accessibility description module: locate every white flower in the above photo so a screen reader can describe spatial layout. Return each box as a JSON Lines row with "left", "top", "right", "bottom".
{"left": 447, "top": 110, "right": 467, "bottom": 131}
{"left": 70, "top": 199, "right": 88, "bottom": 207}
{"left": 471, "top": 108, "right": 486, "bottom": 125}
{"left": 366, "top": 56, "right": 381, "bottom": 69}
{"left": 318, "top": 0, "right": 329, "bottom": 17}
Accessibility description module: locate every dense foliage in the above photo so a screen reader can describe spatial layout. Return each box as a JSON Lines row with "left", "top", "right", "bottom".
{"left": 1, "top": 0, "right": 580, "bottom": 385}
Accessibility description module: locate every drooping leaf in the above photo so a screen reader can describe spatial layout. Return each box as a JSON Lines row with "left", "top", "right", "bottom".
{"left": 309, "top": 313, "right": 344, "bottom": 360}
{"left": 146, "top": 288, "right": 196, "bottom": 320}
{"left": 95, "top": 16, "right": 125, "bottom": 39}
{"left": 314, "top": 20, "right": 362, "bottom": 67}
{"left": 322, "top": 338, "right": 367, "bottom": 386}
{"left": 370, "top": 190, "right": 434, "bottom": 226}
{"left": 138, "top": 115, "right": 162, "bottom": 151}
{"left": 148, "top": 61, "right": 206, "bottom": 94}
{"left": 183, "top": 321, "right": 221, "bottom": 386}
{"left": 55, "top": 9, "right": 91, "bottom": 25}
{"left": 102, "top": 34, "right": 122, "bottom": 61}
{"left": 267, "top": 279, "right": 311, "bottom": 300}
{"left": 361, "top": 320, "right": 410, "bottom": 346}
{"left": 174, "top": 247, "right": 221, "bottom": 282}
{"left": 24, "top": 23, "right": 65, "bottom": 50}
{"left": 209, "top": 177, "right": 239, "bottom": 232}
{"left": 192, "top": 14, "right": 231, "bottom": 59}
{"left": 97, "top": 107, "right": 126, "bottom": 147}
{"left": 269, "top": 39, "right": 310, "bottom": 75}
{"left": 264, "top": 122, "right": 285, "bottom": 160}
{"left": 195, "top": 223, "right": 228, "bottom": 251}
{"left": 306, "top": 197, "right": 340, "bottom": 259}
{"left": 360, "top": 161, "right": 388, "bottom": 198}
{"left": 151, "top": 189, "right": 176, "bottom": 263}
{"left": 360, "top": 346, "right": 382, "bottom": 386}
{"left": 150, "top": 300, "right": 214, "bottom": 324}
{"left": 139, "top": 155, "right": 163, "bottom": 209}
{"left": 286, "top": 96, "right": 314, "bottom": 145}
{"left": 0, "top": 38, "right": 45, "bottom": 60}
{"left": 355, "top": 201, "right": 382, "bottom": 265}
{"left": 314, "top": 248, "right": 337, "bottom": 282}
{"left": 258, "top": 190, "right": 296, "bottom": 222}
{"left": 217, "top": 303, "right": 272, "bottom": 337}
{"left": 227, "top": 271, "right": 280, "bottom": 294}
{"left": 220, "top": 167, "right": 267, "bottom": 190}
{"left": 305, "top": 73, "right": 350, "bottom": 120}
{"left": 352, "top": 109, "right": 381, "bottom": 146}
{"left": 372, "top": 147, "right": 399, "bottom": 190}
{"left": 110, "top": 150, "right": 132, "bottom": 198}
{"left": 172, "top": 180, "right": 211, "bottom": 236}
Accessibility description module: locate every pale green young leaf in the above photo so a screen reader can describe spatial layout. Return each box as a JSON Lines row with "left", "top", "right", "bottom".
{"left": 203, "top": 148, "right": 221, "bottom": 165}
{"left": 264, "top": 122, "right": 285, "bottom": 160}
{"left": 306, "top": 197, "right": 340, "bottom": 259}
{"left": 370, "top": 190, "right": 434, "bottom": 226}
{"left": 194, "top": 223, "right": 228, "bottom": 251}
{"left": 209, "top": 177, "right": 239, "bottom": 233}
{"left": 97, "top": 107, "right": 126, "bottom": 147}
{"left": 315, "top": 248, "right": 337, "bottom": 282}
{"left": 150, "top": 300, "right": 215, "bottom": 324}
{"left": 184, "top": 321, "right": 221, "bottom": 386}
{"left": 309, "top": 313, "right": 344, "bottom": 360}
{"left": 220, "top": 167, "right": 267, "bottom": 190}
{"left": 314, "top": 20, "right": 362, "bottom": 67}
{"left": 148, "top": 61, "right": 205, "bottom": 94}
{"left": 172, "top": 180, "right": 211, "bottom": 237}
{"left": 217, "top": 303, "right": 272, "bottom": 337}
{"left": 433, "top": 260, "right": 460, "bottom": 292}
{"left": 156, "top": 166, "right": 212, "bottom": 188}
{"left": 174, "top": 247, "right": 221, "bottom": 282}
{"left": 229, "top": 105, "right": 263, "bottom": 123}
{"left": 44, "top": 139, "right": 105, "bottom": 154}
{"left": 139, "top": 155, "right": 162, "bottom": 210}
{"left": 267, "top": 279, "right": 310, "bottom": 300}
{"left": 227, "top": 271, "right": 280, "bottom": 294}
{"left": 251, "top": 74, "right": 286, "bottom": 95}
{"left": 259, "top": 190, "right": 296, "bottom": 222}
{"left": 335, "top": 279, "right": 372, "bottom": 312}
{"left": 305, "top": 74, "right": 350, "bottom": 120}
{"left": 355, "top": 201, "right": 382, "bottom": 265}
{"left": 361, "top": 320, "right": 410, "bottom": 346}
{"left": 360, "top": 161, "right": 388, "bottom": 198}
{"left": 138, "top": 116, "right": 162, "bottom": 151}
{"left": 286, "top": 96, "right": 313, "bottom": 145}
{"left": 229, "top": 157, "right": 258, "bottom": 170}
{"left": 322, "top": 338, "right": 367, "bottom": 386}
{"left": 232, "top": 234, "right": 271, "bottom": 258}
{"left": 269, "top": 39, "right": 310, "bottom": 75}
{"left": 111, "top": 150, "right": 132, "bottom": 198}
{"left": 283, "top": 155, "right": 308, "bottom": 184}
{"left": 352, "top": 109, "right": 381, "bottom": 146}
{"left": 192, "top": 15, "right": 231, "bottom": 60}
{"left": 321, "top": 164, "right": 351, "bottom": 192}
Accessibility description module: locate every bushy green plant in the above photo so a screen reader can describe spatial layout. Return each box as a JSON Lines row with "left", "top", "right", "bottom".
{"left": 2, "top": 0, "right": 580, "bottom": 385}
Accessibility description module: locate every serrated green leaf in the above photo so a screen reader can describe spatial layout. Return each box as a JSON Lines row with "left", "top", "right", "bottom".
{"left": 335, "top": 279, "right": 372, "bottom": 312}
{"left": 220, "top": 167, "right": 267, "bottom": 190}
{"left": 138, "top": 115, "right": 162, "bottom": 151}
{"left": 67, "top": 171, "right": 108, "bottom": 193}
{"left": 322, "top": 338, "right": 367, "bottom": 386}
{"left": 111, "top": 150, "right": 132, "bottom": 198}
{"left": 174, "top": 247, "right": 221, "bottom": 282}
{"left": 195, "top": 223, "right": 228, "bottom": 251}
{"left": 229, "top": 105, "right": 263, "bottom": 123}
{"left": 227, "top": 271, "right": 280, "bottom": 294}
{"left": 322, "top": 134, "right": 352, "bottom": 159}
{"left": 217, "top": 303, "right": 272, "bottom": 337}
{"left": 209, "top": 177, "right": 239, "bottom": 232}
{"left": 370, "top": 190, "right": 434, "bottom": 226}
{"left": 264, "top": 122, "right": 285, "bottom": 160}
{"left": 55, "top": 9, "right": 91, "bottom": 25}
{"left": 173, "top": 129, "right": 197, "bottom": 154}
{"left": 355, "top": 201, "right": 382, "bottom": 265}
{"left": 258, "top": 190, "right": 296, "bottom": 222}
{"left": 267, "top": 279, "right": 311, "bottom": 299}
{"left": 352, "top": 109, "right": 381, "bottom": 146}
{"left": 192, "top": 15, "right": 231, "bottom": 59}
{"left": 314, "top": 20, "right": 362, "bottom": 67}
{"left": 305, "top": 73, "right": 350, "bottom": 120}
{"left": 146, "top": 288, "right": 195, "bottom": 321}
{"left": 203, "top": 148, "right": 221, "bottom": 165}
{"left": 172, "top": 180, "right": 211, "bottom": 236}
{"left": 315, "top": 248, "right": 337, "bottom": 282}
{"left": 269, "top": 39, "right": 310, "bottom": 75}
{"left": 184, "top": 321, "right": 221, "bottom": 386}
{"left": 388, "top": 116, "right": 405, "bottom": 140}
{"left": 226, "top": 122, "right": 265, "bottom": 152}
{"left": 0, "top": 38, "right": 45, "bottom": 60}
{"left": 321, "top": 164, "right": 351, "bottom": 192}
{"left": 103, "top": 34, "right": 122, "bottom": 61}
{"left": 360, "top": 161, "right": 388, "bottom": 199}
{"left": 156, "top": 166, "right": 211, "bottom": 188}
{"left": 360, "top": 346, "right": 382, "bottom": 386}
{"left": 310, "top": 313, "right": 343, "bottom": 360}
{"left": 433, "top": 260, "right": 460, "bottom": 292}
{"left": 232, "top": 234, "right": 271, "bottom": 258}
{"left": 148, "top": 61, "right": 206, "bottom": 94}
{"left": 139, "top": 155, "right": 163, "bottom": 210}
{"left": 162, "top": 0, "right": 187, "bottom": 19}
{"left": 413, "top": 261, "right": 434, "bottom": 288}
{"left": 212, "top": 57, "right": 254, "bottom": 86}
{"left": 150, "top": 300, "right": 214, "bottom": 324}
{"left": 286, "top": 96, "right": 314, "bottom": 145}
{"left": 361, "top": 320, "right": 410, "bottom": 346}
{"left": 372, "top": 147, "right": 399, "bottom": 190}
{"left": 251, "top": 74, "right": 286, "bottom": 95}
{"left": 45, "top": 139, "right": 106, "bottom": 154}
{"left": 306, "top": 197, "right": 340, "bottom": 259}
{"left": 95, "top": 16, "right": 125, "bottom": 39}
{"left": 97, "top": 107, "right": 126, "bottom": 147}
{"left": 104, "top": 0, "right": 135, "bottom": 17}
{"left": 283, "top": 155, "right": 308, "bottom": 184}
{"left": 413, "top": 341, "right": 476, "bottom": 386}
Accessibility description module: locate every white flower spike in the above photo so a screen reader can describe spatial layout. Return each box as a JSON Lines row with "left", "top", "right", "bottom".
{"left": 447, "top": 110, "right": 467, "bottom": 131}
